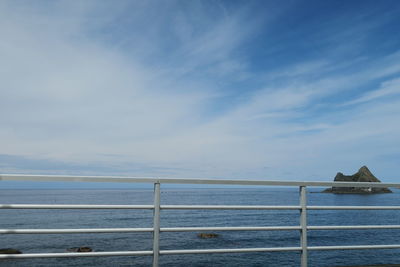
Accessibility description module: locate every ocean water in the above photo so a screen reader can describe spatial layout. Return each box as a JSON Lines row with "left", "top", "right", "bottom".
{"left": 0, "top": 188, "right": 399, "bottom": 267}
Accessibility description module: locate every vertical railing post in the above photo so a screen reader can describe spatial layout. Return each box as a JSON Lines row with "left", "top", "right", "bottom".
{"left": 152, "top": 182, "right": 161, "bottom": 267}
{"left": 299, "top": 186, "right": 308, "bottom": 267}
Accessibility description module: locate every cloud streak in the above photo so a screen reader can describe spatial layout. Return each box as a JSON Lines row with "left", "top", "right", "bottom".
{"left": 1, "top": 1, "right": 400, "bottom": 182}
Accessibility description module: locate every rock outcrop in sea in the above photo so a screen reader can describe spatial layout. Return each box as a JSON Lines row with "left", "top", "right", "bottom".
{"left": 0, "top": 248, "right": 22, "bottom": 254}
{"left": 197, "top": 233, "right": 219, "bottom": 239}
{"left": 66, "top": 247, "right": 93, "bottom": 252}
{"left": 323, "top": 166, "right": 392, "bottom": 194}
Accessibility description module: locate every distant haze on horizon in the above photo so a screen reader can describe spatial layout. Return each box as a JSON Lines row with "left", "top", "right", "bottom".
{"left": 1, "top": 0, "right": 400, "bottom": 186}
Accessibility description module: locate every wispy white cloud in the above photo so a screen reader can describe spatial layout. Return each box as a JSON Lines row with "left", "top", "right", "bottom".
{"left": 344, "top": 77, "right": 400, "bottom": 106}
{"left": 1, "top": 1, "right": 400, "bottom": 182}
{"left": 0, "top": 1, "right": 254, "bottom": 165}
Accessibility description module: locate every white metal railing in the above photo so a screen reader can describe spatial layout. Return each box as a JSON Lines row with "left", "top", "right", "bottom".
{"left": 1, "top": 174, "right": 400, "bottom": 267}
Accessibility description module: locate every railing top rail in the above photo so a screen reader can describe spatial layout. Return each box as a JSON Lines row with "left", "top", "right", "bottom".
{"left": 1, "top": 174, "right": 399, "bottom": 188}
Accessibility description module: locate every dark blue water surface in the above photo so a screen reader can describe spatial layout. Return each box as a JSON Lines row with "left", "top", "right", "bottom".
{"left": 0, "top": 188, "right": 399, "bottom": 267}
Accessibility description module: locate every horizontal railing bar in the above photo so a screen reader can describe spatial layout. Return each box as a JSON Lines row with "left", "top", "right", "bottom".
{"left": 0, "top": 228, "right": 154, "bottom": 234}
{"left": 161, "top": 245, "right": 400, "bottom": 255}
{"left": 2, "top": 245, "right": 399, "bottom": 259}
{"left": 3, "top": 225, "right": 398, "bottom": 235}
{"left": 161, "top": 205, "right": 301, "bottom": 210}
{"left": 160, "top": 247, "right": 302, "bottom": 255}
{"left": 0, "top": 247, "right": 303, "bottom": 259}
{"left": 0, "top": 226, "right": 302, "bottom": 234}
{"left": 0, "top": 174, "right": 157, "bottom": 184}
{"left": 0, "top": 204, "right": 154, "bottom": 209}
{"left": 1, "top": 174, "right": 400, "bottom": 188}
{"left": 4, "top": 204, "right": 400, "bottom": 210}
{"left": 308, "top": 206, "right": 400, "bottom": 210}
{"left": 0, "top": 251, "right": 154, "bottom": 259}
{"left": 308, "top": 225, "right": 400, "bottom": 230}
{"left": 308, "top": 244, "right": 400, "bottom": 250}
{"left": 161, "top": 226, "right": 301, "bottom": 231}
{"left": 3, "top": 204, "right": 400, "bottom": 210}
{"left": 2, "top": 204, "right": 400, "bottom": 210}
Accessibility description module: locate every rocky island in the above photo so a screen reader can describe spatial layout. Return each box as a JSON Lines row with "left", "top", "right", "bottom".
{"left": 323, "top": 166, "right": 392, "bottom": 194}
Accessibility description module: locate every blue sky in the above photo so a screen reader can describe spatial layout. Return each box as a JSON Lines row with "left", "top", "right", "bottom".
{"left": 1, "top": 0, "right": 400, "bottom": 186}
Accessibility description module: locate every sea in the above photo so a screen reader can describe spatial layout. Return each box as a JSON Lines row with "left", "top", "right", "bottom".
{"left": 0, "top": 187, "right": 399, "bottom": 267}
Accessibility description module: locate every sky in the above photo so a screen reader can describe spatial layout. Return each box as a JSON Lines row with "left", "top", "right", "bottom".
{"left": 1, "top": 0, "right": 400, "bottom": 187}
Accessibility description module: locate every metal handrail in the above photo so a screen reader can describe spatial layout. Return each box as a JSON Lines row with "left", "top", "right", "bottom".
{"left": 1, "top": 174, "right": 400, "bottom": 267}
{"left": 2, "top": 204, "right": 400, "bottom": 210}
{"left": 2, "top": 224, "right": 400, "bottom": 235}
{"left": 0, "top": 204, "right": 154, "bottom": 209}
